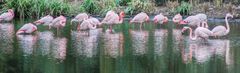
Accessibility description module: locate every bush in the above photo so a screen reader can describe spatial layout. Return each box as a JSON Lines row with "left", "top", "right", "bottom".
{"left": 81, "top": 0, "right": 100, "bottom": 14}
{"left": 125, "top": 0, "right": 155, "bottom": 15}
{"left": 2, "top": 0, "right": 70, "bottom": 18}
{"left": 176, "top": 1, "right": 192, "bottom": 15}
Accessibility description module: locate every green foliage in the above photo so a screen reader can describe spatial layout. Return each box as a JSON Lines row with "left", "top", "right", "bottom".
{"left": 125, "top": 0, "right": 154, "bottom": 15}
{"left": 81, "top": 0, "right": 100, "bottom": 14}
{"left": 98, "top": 0, "right": 117, "bottom": 16}
{"left": 176, "top": 1, "right": 192, "bottom": 15}
{"left": 116, "top": 0, "right": 131, "bottom": 6}
{"left": 2, "top": 0, "right": 70, "bottom": 18}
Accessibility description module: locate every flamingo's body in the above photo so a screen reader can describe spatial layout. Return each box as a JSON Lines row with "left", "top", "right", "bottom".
{"left": 211, "top": 13, "right": 233, "bottom": 37}
{"left": 130, "top": 12, "right": 149, "bottom": 23}
{"left": 101, "top": 10, "right": 125, "bottom": 33}
{"left": 71, "top": 13, "right": 88, "bottom": 24}
{"left": 78, "top": 19, "right": 97, "bottom": 31}
{"left": 17, "top": 23, "right": 37, "bottom": 34}
{"left": 130, "top": 12, "right": 149, "bottom": 30}
{"left": 179, "top": 16, "right": 201, "bottom": 27}
{"left": 0, "top": 9, "right": 14, "bottom": 22}
{"left": 153, "top": 13, "right": 168, "bottom": 24}
{"left": 50, "top": 15, "right": 66, "bottom": 29}
{"left": 182, "top": 27, "right": 213, "bottom": 40}
{"left": 34, "top": 15, "right": 53, "bottom": 28}
{"left": 195, "top": 13, "right": 207, "bottom": 22}
{"left": 88, "top": 17, "right": 101, "bottom": 27}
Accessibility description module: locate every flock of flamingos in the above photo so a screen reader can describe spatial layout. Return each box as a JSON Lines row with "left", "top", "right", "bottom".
{"left": 0, "top": 9, "right": 233, "bottom": 41}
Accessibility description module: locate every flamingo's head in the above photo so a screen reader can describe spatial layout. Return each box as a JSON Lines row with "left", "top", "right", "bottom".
{"left": 226, "top": 13, "right": 233, "bottom": 18}
{"left": 32, "top": 24, "right": 38, "bottom": 31}
{"left": 120, "top": 11, "right": 125, "bottom": 17}
{"left": 172, "top": 13, "right": 182, "bottom": 23}
{"left": 179, "top": 20, "right": 189, "bottom": 25}
{"left": 181, "top": 26, "right": 190, "bottom": 33}
{"left": 163, "top": 17, "right": 168, "bottom": 24}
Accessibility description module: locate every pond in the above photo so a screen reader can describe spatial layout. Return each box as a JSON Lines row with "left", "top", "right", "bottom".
{"left": 0, "top": 19, "right": 240, "bottom": 73}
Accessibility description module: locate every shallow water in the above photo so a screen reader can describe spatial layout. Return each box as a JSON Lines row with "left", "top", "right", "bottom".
{"left": 0, "top": 20, "right": 240, "bottom": 73}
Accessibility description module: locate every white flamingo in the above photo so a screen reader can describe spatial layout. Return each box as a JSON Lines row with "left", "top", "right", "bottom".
{"left": 0, "top": 9, "right": 14, "bottom": 22}
{"left": 130, "top": 12, "right": 150, "bottom": 30}
{"left": 181, "top": 26, "right": 213, "bottom": 41}
{"left": 211, "top": 13, "right": 233, "bottom": 37}
{"left": 16, "top": 23, "right": 37, "bottom": 34}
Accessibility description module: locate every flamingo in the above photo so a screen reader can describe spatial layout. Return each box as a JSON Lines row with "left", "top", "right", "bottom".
{"left": 179, "top": 16, "right": 201, "bottom": 27}
{"left": 34, "top": 15, "right": 53, "bottom": 29}
{"left": 16, "top": 23, "right": 37, "bottom": 34}
{"left": 181, "top": 26, "right": 213, "bottom": 41}
{"left": 101, "top": 10, "right": 125, "bottom": 33}
{"left": 172, "top": 13, "right": 183, "bottom": 23}
{"left": 153, "top": 13, "right": 168, "bottom": 24}
{"left": 130, "top": 12, "right": 150, "bottom": 30}
{"left": 77, "top": 19, "right": 97, "bottom": 36}
{"left": 199, "top": 21, "right": 209, "bottom": 28}
{"left": 49, "top": 15, "right": 66, "bottom": 34}
{"left": 179, "top": 13, "right": 208, "bottom": 28}
{"left": 71, "top": 13, "right": 88, "bottom": 25}
{"left": 88, "top": 17, "right": 101, "bottom": 28}
{"left": 0, "top": 9, "right": 14, "bottom": 22}
{"left": 211, "top": 13, "right": 233, "bottom": 37}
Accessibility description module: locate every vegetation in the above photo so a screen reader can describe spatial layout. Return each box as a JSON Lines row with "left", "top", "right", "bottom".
{"left": 175, "top": 1, "right": 192, "bottom": 15}
{"left": 0, "top": 0, "right": 239, "bottom": 18}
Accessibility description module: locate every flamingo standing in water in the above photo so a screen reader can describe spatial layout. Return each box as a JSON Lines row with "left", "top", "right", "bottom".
{"left": 88, "top": 17, "right": 101, "bottom": 28}
{"left": 211, "top": 13, "right": 233, "bottom": 37}
{"left": 0, "top": 9, "right": 14, "bottom": 22}
{"left": 153, "top": 13, "right": 168, "bottom": 24}
{"left": 34, "top": 15, "right": 53, "bottom": 29}
{"left": 181, "top": 26, "right": 213, "bottom": 41}
{"left": 71, "top": 13, "right": 88, "bottom": 25}
{"left": 101, "top": 10, "right": 125, "bottom": 33}
{"left": 130, "top": 12, "right": 150, "bottom": 30}
{"left": 16, "top": 23, "right": 37, "bottom": 34}
{"left": 49, "top": 15, "right": 66, "bottom": 34}
{"left": 174, "top": 13, "right": 208, "bottom": 28}
{"left": 78, "top": 19, "right": 97, "bottom": 36}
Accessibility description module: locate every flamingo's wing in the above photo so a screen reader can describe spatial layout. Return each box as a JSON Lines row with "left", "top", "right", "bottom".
{"left": 211, "top": 26, "right": 226, "bottom": 36}
{"left": 40, "top": 16, "right": 54, "bottom": 23}
{"left": 131, "top": 13, "right": 146, "bottom": 22}
{"left": 101, "top": 11, "right": 115, "bottom": 23}
{"left": 79, "top": 20, "right": 90, "bottom": 30}
{"left": 0, "top": 13, "right": 10, "bottom": 19}
{"left": 195, "top": 14, "right": 207, "bottom": 21}
{"left": 195, "top": 27, "right": 212, "bottom": 38}
{"left": 75, "top": 13, "right": 88, "bottom": 21}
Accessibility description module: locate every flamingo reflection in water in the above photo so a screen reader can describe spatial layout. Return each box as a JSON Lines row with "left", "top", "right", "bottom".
{"left": 72, "top": 29, "right": 102, "bottom": 57}
{"left": 17, "top": 34, "right": 37, "bottom": 56}
{"left": 0, "top": 23, "right": 14, "bottom": 54}
{"left": 36, "top": 31, "right": 54, "bottom": 56}
{"left": 130, "top": 30, "right": 149, "bottom": 55}
{"left": 154, "top": 29, "right": 168, "bottom": 56}
{"left": 51, "top": 37, "right": 67, "bottom": 61}
{"left": 182, "top": 39, "right": 231, "bottom": 64}
{"left": 103, "top": 29, "right": 123, "bottom": 58}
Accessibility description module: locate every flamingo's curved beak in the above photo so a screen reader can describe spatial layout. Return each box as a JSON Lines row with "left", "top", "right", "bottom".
{"left": 179, "top": 20, "right": 187, "bottom": 25}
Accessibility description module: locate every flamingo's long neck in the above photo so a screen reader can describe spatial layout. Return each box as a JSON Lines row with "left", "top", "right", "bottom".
{"left": 225, "top": 15, "right": 230, "bottom": 34}
{"left": 189, "top": 28, "right": 197, "bottom": 40}
{"left": 118, "top": 15, "right": 123, "bottom": 24}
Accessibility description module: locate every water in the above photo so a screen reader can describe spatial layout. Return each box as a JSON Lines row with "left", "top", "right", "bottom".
{"left": 0, "top": 20, "right": 240, "bottom": 73}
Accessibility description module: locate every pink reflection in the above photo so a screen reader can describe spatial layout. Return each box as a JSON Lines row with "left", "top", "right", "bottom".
{"left": 103, "top": 29, "right": 123, "bottom": 58}
{"left": 51, "top": 37, "right": 67, "bottom": 61}
{"left": 37, "top": 31, "right": 54, "bottom": 56}
{"left": 154, "top": 29, "right": 168, "bottom": 56}
{"left": 0, "top": 23, "right": 14, "bottom": 54}
{"left": 71, "top": 29, "right": 102, "bottom": 57}
{"left": 130, "top": 30, "right": 148, "bottom": 55}
{"left": 17, "top": 34, "right": 37, "bottom": 56}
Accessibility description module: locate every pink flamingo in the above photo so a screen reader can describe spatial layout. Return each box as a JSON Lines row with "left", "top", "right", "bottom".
{"left": 0, "top": 9, "right": 14, "bottom": 22}
{"left": 77, "top": 19, "right": 97, "bottom": 35}
{"left": 179, "top": 16, "right": 201, "bottom": 27}
{"left": 181, "top": 26, "right": 213, "bottom": 41}
{"left": 16, "top": 23, "right": 37, "bottom": 34}
{"left": 153, "top": 13, "right": 168, "bottom": 24}
{"left": 130, "top": 12, "right": 150, "bottom": 30}
{"left": 49, "top": 15, "right": 66, "bottom": 34}
{"left": 34, "top": 15, "right": 53, "bottom": 29}
{"left": 88, "top": 17, "right": 101, "bottom": 27}
{"left": 172, "top": 13, "right": 183, "bottom": 23}
{"left": 101, "top": 10, "right": 125, "bottom": 33}
{"left": 199, "top": 21, "right": 209, "bottom": 28}
{"left": 211, "top": 13, "right": 233, "bottom": 37}
{"left": 71, "top": 13, "right": 88, "bottom": 25}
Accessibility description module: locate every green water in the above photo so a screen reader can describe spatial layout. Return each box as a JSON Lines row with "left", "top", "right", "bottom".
{"left": 0, "top": 20, "right": 240, "bottom": 73}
